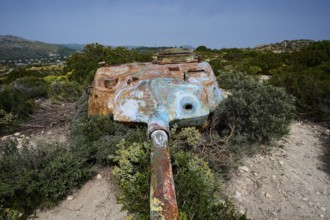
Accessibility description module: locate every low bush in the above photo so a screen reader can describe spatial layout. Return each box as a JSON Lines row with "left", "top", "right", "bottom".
{"left": 112, "top": 128, "right": 247, "bottom": 219}
{"left": 173, "top": 151, "right": 246, "bottom": 220}
{"left": 213, "top": 73, "right": 295, "bottom": 159}
{"left": 214, "top": 72, "right": 295, "bottom": 150}
{"left": 0, "top": 76, "right": 82, "bottom": 131}
{"left": 0, "top": 85, "right": 35, "bottom": 130}
{"left": 46, "top": 80, "right": 82, "bottom": 102}
{"left": 0, "top": 94, "right": 143, "bottom": 219}
{"left": 208, "top": 40, "right": 330, "bottom": 123}
{"left": 12, "top": 77, "right": 48, "bottom": 99}
{"left": 70, "top": 94, "right": 148, "bottom": 166}
{"left": 73, "top": 116, "right": 126, "bottom": 141}
{"left": 112, "top": 140, "right": 150, "bottom": 217}
{"left": 0, "top": 109, "right": 13, "bottom": 127}
{"left": 43, "top": 75, "right": 67, "bottom": 83}
{"left": 170, "top": 125, "right": 201, "bottom": 150}
{"left": 270, "top": 64, "right": 330, "bottom": 122}
{"left": 65, "top": 43, "right": 153, "bottom": 86}
{"left": 0, "top": 141, "right": 92, "bottom": 219}
{"left": 70, "top": 115, "right": 125, "bottom": 165}
{"left": 2, "top": 67, "right": 63, "bottom": 85}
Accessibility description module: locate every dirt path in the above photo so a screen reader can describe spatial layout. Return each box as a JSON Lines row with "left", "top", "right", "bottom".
{"left": 224, "top": 122, "right": 330, "bottom": 220}
{"left": 34, "top": 168, "right": 127, "bottom": 220}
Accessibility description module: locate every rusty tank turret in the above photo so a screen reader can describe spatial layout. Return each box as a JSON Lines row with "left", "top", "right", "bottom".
{"left": 87, "top": 48, "right": 223, "bottom": 219}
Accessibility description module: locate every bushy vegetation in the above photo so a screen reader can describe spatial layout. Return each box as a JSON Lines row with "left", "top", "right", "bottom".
{"left": 12, "top": 77, "right": 48, "bottom": 99}
{"left": 112, "top": 140, "right": 150, "bottom": 216}
{"left": 270, "top": 64, "right": 330, "bottom": 120}
{"left": 173, "top": 151, "right": 246, "bottom": 220}
{"left": 1, "top": 67, "right": 63, "bottom": 85}
{"left": 112, "top": 131, "right": 247, "bottom": 219}
{"left": 214, "top": 72, "right": 295, "bottom": 153}
{"left": 65, "top": 43, "right": 154, "bottom": 86}
{"left": 269, "top": 41, "right": 330, "bottom": 121}
{"left": 203, "top": 40, "right": 330, "bottom": 122}
{"left": 0, "top": 94, "right": 148, "bottom": 219}
{"left": 46, "top": 80, "right": 82, "bottom": 102}
{"left": 0, "top": 141, "right": 92, "bottom": 219}
{"left": 0, "top": 76, "right": 81, "bottom": 132}
{"left": 0, "top": 85, "right": 35, "bottom": 132}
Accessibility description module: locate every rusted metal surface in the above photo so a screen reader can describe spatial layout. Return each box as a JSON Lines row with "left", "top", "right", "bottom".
{"left": 152, "top": 48, "right": 198, "bottom": 64}
{"left": 150, "top": 130, "right": 178, "bottom": 219}
{"left": 87, "top": 49, "right": 223, "bottom": 219}
{"left": 88, "top": 61, "right": 223, "bottom": 129}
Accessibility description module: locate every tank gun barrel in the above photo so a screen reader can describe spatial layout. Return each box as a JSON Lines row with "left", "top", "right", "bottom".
{"left": 150, "top": 129, "right": 178, "bottom": 219}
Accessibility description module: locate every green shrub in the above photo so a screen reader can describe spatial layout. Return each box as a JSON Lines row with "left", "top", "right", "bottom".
{"left": 70, "top": 96, "right": 147, "bottom": 166}
{"left": 208, "top": 40, "right": 330, "bottom": 122}
{"left": 46, "top": 80, "right": 82, "bottom": 102}
{"left": 112, "top": 140, "right": 150, "bottom": 217}
{"left": 43, "top": 75, "right": 67, "bottom": 83}
{"left": 65, "top": 43, "right": 153, "bottom": 86}
{"left": 0, "top": 141, "right": 92, "bottom": 219}
{"left": 112, "top": 139, "right": 246, "bottom": 219}
{"left": 0, "top": 109, "right": 13, "bottom": 126}
{"left": 0, "top": 94, "right": 148, "bottom": 219}
{"left": 173, "top": 151, "right": 247, "bottom": 220}
{"left": 2, "top": 67, "right": 63, "bottom": 85}
{"left": 12, "top": 77, "right": 48, "bottom": 99}
{"left": 215, "top": 72, "right": 295, "bottom": 146}
{"left": 170, "top": 125, "right": 201, "bottom": 150}
{"left": 270, "top": 64, "right": 330, "bottom": 121}
{"left": 0, "top": 207, "right": 22, "bottom": 220}
{"left": 71, "top": 115, "right": 126, "bottom": 142}
{"left": 0, "top": 84, "right": 35, "bottom": 133}
{"left": 217, "top": 70, "right": 259, "bottom": 90}
{"left": 0, "top": 85, "right": 35, "bottom": 126}
{"left": 69, "top": 85, "right": 285, "bottom": 219}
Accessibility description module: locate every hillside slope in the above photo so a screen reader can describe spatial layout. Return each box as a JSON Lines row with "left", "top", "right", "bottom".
{"left": 0, "top": 35, "right": 75, "bottom": 61}
{"left": 254, "top": 39, "right": 314, "bottom": 52}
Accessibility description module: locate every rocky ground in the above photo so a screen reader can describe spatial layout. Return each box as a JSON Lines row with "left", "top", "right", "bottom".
{"left": 224, "top": 122, "right": 330, "bottom": 220}
{"left": 1, "top": 101, "right": 329, "bottom": 220}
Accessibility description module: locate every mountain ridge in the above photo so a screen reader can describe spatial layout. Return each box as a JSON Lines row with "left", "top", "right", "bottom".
{"left": 254, "top": 39, "right": 315, "bottom": 52}
{"left": 0, "top": 35, "right": 317, "bottom": 62}
{"left": 0, "top": 35, "right": 76, "bottom": 61}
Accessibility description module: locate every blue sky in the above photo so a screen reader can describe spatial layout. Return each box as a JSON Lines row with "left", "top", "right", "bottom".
{"left": 1, "top": 0, "right": 330, "bottom": 48}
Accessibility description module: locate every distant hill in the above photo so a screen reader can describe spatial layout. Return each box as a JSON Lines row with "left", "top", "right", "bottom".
{"left": 59, "top": 43, "right": 85, "bottom": 51}
{"left": 0, "top": 35, "right": 196, "bottom": 62}
{"left": 254, "top": 39, "right": 314, "bottom": 52}
{"left": 0, "top": 35, "right": 76, "bottom": 61}
{"left": 131, "top": 45, "right": 195, "bottom": 53}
